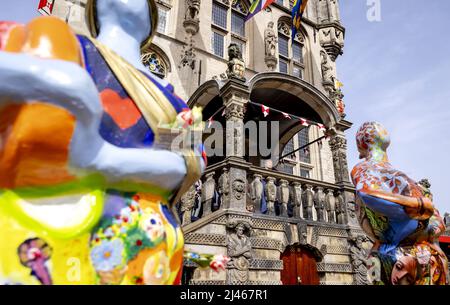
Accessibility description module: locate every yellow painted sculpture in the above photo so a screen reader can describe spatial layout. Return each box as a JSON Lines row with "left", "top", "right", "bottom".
{"left": 0, "top": 0, "right": 206, "bottom": 285}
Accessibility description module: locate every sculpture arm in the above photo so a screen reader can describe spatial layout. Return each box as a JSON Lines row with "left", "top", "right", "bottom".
{"left": 358, "top": 188, "right": 434, "bottom": 221}
{"left": 0, "top": 51, "right": 198, "bottom": 191}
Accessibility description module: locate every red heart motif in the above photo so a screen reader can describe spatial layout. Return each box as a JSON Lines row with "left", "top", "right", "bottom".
{"left": 100, "top": 89, "right": 142, "bottom": 130}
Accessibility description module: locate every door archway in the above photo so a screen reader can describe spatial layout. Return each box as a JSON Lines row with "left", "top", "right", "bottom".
{"left": 280, "top": 245, "right": 320, "bottom": 285}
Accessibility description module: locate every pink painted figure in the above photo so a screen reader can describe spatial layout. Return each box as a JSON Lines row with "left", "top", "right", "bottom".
{"left": 350, "top": 122, "right": 448, "bottom": 285}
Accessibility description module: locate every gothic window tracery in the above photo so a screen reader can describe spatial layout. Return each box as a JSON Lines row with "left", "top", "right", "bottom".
{"left": 141, "top": 50, "right": 168, "bottom": 79}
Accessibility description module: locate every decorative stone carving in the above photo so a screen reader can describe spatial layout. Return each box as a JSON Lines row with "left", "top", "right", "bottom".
{"left": 302, "top": 184, "right": 314, "bottom": 220}
{"left": 232, "top": 178, "right": 245, "bottom": 200}
{"left": 291, "top": 182, "right": 302, "bottom": 219}
{"left": 335, "top": 190, "right": 346, "bottom": 224}
{"left": 329, "top": 133, "right": 350, "bottom": 184}
{"left": 218, "top": 167, "right": 230, "bottom": 208}
{"left": 325, "top": 188, "right": 336, "bottom": 223}
{"left": 185, "top": 0, "right": 201, "bottom": 21}
{"left": 297, "top": 223, "right": 308, "bottom": 245}
{"left": 265, "top": 177, "right": 277, "bottom": 216}
{"left": 264, "top": 21, "right": 277, "bottom": 71}
{"left": 183, "top": 0, "right": 201, "bottom": 35}
{"left": 179, "top": 37, "right": 197, "bottom": 70}
{"left": 201, "top": 172, "right": 215, "bottom": 216}
{"left": 250, "top": 174, "right": 264, "bottom": 214}
{"left": 278, "top": 21, "right": 290, "bottom": 37}
{"left": 349, "top": 235, "right": 369, "bottom": 285}
{"left": 180, "top": 184, "right": 197, "bottom": 225}
{"left": 226, "top": 43, "right": 246, "bottom": 81}
{"left": 279, "top": 179, "right": 290, "bottom": 217}
{"left": 226, "top": 220, "right": 253, "bottom": 284}
{"left": 313, "top": 186, "right": 326, "bottom": 222}
{"left": 321, "top": 50, "right": 334, "bottom": 89}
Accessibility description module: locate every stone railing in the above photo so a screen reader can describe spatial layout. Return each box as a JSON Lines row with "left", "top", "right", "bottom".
{"left": 177, "top": 160, "right": 352, "bottom": 226}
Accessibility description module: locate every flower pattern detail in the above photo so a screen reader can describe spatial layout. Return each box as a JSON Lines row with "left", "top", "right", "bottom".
{"left": 90, "top": 238, "right": 125, "bottom": 272}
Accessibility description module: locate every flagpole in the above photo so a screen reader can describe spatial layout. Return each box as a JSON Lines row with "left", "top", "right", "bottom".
{"left": 279, "top": 135, "right": 326, "bottom": 161}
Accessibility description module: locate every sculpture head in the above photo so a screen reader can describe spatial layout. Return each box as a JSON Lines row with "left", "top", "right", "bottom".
{"left": 356, "top": 121, "right": 390, "bottom": 162}
{"left": 228, "top": 43, "right": 242, "bottom": 61}
{"left": 86, "top": 0, "right": 157, "bottom": 50}
{"left": 268, "top": 21, "right": 274, "bottom": 29}
{"left": 391, "top": 255, "right": 418, "bottom": 285}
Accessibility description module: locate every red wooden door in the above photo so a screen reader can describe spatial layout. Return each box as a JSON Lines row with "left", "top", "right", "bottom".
{"left": 281, "top": 246, "right": 319, "bottom": 285}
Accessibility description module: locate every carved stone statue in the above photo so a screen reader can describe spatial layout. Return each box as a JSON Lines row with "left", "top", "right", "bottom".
{"left": 226, "top": 43, "right": 246, "bottom": 80}
{"left": 291, "top": 182, "right": 302, "bottom": 218}
{"left": 250, "top": 174, "right": 264, "bottom": 213}
{"left": 232, "top": 178, "right": 245, "bottom": 200}
{"left": 313, "top": 186, "right": 326, "bottom": 222}
{"left": 325, "top": 189, "right": 336, "bottom": 223}
{"left": 302, "top": 184, "right": 314, "bottom": 220}
{"left": 218, "top": 167, "right": 230, "bottom": 208}
{"left": 335, "top": 191, "right": 346, "bottom": 224}
{"left": 351, "top": 122, "right": 448, "bottom": 285}
{"left": 265, "top": 177, "right": 277, "bottom": 216}
{"left": 226, "top": 220, "right": 252, "bottom": 284}
{"left": 279, "top": 179, "right": 290, "bottom": 217}
{"left": 201, "top": 172, "right": 216, "bottom": 216}
{"left": 185, "top": 0, "right": 201, "bottom": 21}
{"left": 349, "top": 235, "right": 369, "bottom": 285}
{"left": 321, "top": 50, "right": 334, "bottom": 85}
{"left": 180, "top": 185, "right": 197, "bottom": 225}
{"left": 264, "top": 21, "right": 277, "bottom": 71}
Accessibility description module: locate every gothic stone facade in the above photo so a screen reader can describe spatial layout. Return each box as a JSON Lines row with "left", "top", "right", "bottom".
{"left": 52, "top": 0, "right": 369, "bottom": 285}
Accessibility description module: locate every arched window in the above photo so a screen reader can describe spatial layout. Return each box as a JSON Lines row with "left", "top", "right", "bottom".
{"left": 211, "top": 0, "right": 248, "bottom": 59}
{"left": 141, "top": 48, "right": 170, "bottom": 79}
{"left": 277, "top": 18, "right": 306, "bottom": 79}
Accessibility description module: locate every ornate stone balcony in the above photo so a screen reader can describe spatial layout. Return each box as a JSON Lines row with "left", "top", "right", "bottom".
{"left": 177, "top": 158, "right": 355, "bottom": 227}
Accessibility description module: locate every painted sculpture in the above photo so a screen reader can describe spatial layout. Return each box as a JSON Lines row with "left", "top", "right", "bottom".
{"left": 351, "top": 122, "right": 449, "bottom": 285}
{"left": 0, "top": 0, "right": 211, "bottom": 285}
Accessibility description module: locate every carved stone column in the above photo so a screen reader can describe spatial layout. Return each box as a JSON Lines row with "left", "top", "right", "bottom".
{"left": 291, "top": 182, "right": 303, "bottom": 219}
{"left": 302, "top": 184, "right": 314, "bottom": 220}
{"left": 313, "top": 186, "right": 326, "bottom": 222}
{"left": 180, "top": 185, "right": 196, "bottom": 225}
{"left": 329, "top": 130, "right": 351, "bottom": 185}
{"left": 201, "top": 172, "right": 215, "bottom": 216}
{"left": 325, "top": 188, "right": 336, "bottom": 223}
{"left": 265, "top": 177, "right": 277, "bottom": 216}
{"left": 279, "top": 179, "right": 290, "bottom": 217}
{"left": 221, "top": 80, "right": 250, "bottom": 158}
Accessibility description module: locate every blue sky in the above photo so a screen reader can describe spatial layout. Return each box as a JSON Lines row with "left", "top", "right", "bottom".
{"left": 1, "top": 1, "right": 449, "bottom": 212}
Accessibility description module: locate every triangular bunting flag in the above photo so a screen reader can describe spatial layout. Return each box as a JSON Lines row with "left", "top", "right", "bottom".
{"left": 282, "top": 112, "right": 291, "bottom": 119}
{"left": 317, "top": 123, "right": 326, "bottom": 132}
{"left": 207, "top": 118, "right": 214, "bottom": 128}
{"left": 300, "top": 118, "right": 309, "bottom": 127}
{"left": 262, "top": 105, "right": 270, "bottom": 117}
